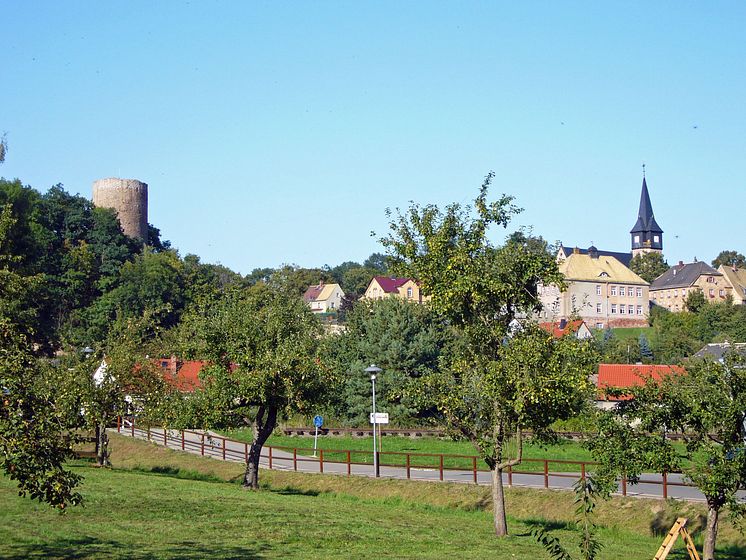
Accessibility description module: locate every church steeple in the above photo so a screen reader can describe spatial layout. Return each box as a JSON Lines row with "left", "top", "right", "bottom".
{"left": 630, "top": 172, "right": 663, "bottom": 256}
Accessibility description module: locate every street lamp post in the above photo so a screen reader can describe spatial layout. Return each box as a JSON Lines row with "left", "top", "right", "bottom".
{"left": 365, "top": 364, "right": 382, "bottom": 477}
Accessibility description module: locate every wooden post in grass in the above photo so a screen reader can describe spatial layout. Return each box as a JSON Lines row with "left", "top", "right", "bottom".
{"left": 544, "top": 459, "right": 549, "bottom": 488}
{"left": 201, "top": 433, "right": 205, "bottom": 456}
{"left": 347, "top": 450, "right": 351, "bottom": 476}
{"left": 406, "top": 454, "right": 411, "bottom": 480}
{"left": 319, "top": 449, "right": 324, "bottom": 473}
{"left": 293, "top": 448, "right": 297, "bottom": 471}
{"left": 439, "top": 455, "right": 444, "bottom": 481}
{"left": 472, "top": 457, "right": 478, "bottom": 484}
{"left": 181, "top": 431, "right": 185, "bottom": 451}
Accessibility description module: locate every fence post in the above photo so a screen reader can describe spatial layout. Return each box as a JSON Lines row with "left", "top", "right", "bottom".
{"left": 621, "top": 473, "right": 627, "bottom": 496}
{"left": 375, "top": 451, "right": 380, "bottom": 478}
{"left": 269, "top": 446, "right": 273, "bottom": 470}
{"left": 244, "top": 442, "right": 248, "bottom": 463}
{"left": 181, "top": 431, "right": 185, "bottom": 451}
{"left": 662, "top": 472, "right": 668, "bottom": 499}
{"left": 347, "top": 450, "right": 351, "bottom": 476}
{"left": 319, "top": 449, "right": 324, "bottom": 473}
{"left": 164, "top": 428, "right": 167, "bottom": 446}
{"left": 131, "top": 416, "right": 135, "bottom": 437}
{"left": 439, "top": 454, "right": 444, "bottom": 481}
{"left": 222, "top": 437, "right": 226, "bottom": 461}
{"left": 117, "top": 416, "right": 121, "bottom": 433}
{"left": 508, "top": 464, "right": 513, "bottom": 487}
{"left": 293, "top": 448, "right": 297, "bottom": 471}
{"left": 472, "top": 457, "right": 477, "bottom": 484}
{"left": 201, "top": 433, "right": 205, "bottom": 456}
{"left": 544, "top": 459, "right": 549, "bottom": 488}
{"left": 147, "top": 426, "right": 150, "bottom": 441}
{"left": 406, "top": 454, "right": 411, "bottom": 480}
{"left": 581, "top": 462, "right": 586, "bottom": 481}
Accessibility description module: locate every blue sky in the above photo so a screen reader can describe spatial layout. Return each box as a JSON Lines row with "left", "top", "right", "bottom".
{"left": 2, "top": 2, "right": 745, "bottom": 274}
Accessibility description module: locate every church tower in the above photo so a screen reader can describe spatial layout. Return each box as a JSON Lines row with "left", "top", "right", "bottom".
{"left": 630, "top": 172, "right": 663, "bottom": 257}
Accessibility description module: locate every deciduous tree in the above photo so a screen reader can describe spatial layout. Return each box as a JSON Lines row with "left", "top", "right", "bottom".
{"left": 629, "top": 251, "right": 669, "bottom": 283}
{"left": 379, "top": 174, "right": 597, "bottom": 536}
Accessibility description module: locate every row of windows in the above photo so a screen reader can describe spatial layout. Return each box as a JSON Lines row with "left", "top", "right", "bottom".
{"left": 607, "top": 304, "right": 643, "bottom": 315}
{"left": 596, "top": 285, "right": 644, "bottom": 297}
{"left": 652, "top": 288, "right": 726, "bottom": 300}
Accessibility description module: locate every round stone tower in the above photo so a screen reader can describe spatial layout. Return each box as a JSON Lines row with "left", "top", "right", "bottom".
{"left": 92, "top": 178, "right": 148, "bottom": 241}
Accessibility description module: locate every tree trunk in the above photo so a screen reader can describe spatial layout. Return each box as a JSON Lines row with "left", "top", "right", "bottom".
{"left": 96, "top": 420, "right": 110, "bottom": 467}
{"left": 491, "top": 466, "right": 508, "bottom": 536}
{"left": 703, "top": 503, "right": 719, "bottom": 560}
{"left": 242, "top": 405, "right": 277, "bottom": 490}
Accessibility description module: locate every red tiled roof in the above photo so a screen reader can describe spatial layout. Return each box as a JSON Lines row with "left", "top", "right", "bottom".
{"left": 162, "top": 360, "right": 206, "bottom": 392}
{"left": 539, "top": 320, "right": 585, "bottom": 338}
{"left": 373, "top": 276, "right": 412, "bottom": 293}
{"left": 597, "top": 364, "right": 685, "bottom": 400}
{"left": 303, "top": 283, "right": 324, "bottom": 302}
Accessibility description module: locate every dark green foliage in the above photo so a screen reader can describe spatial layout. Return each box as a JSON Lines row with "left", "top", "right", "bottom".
{"left": 712, "top": 250, "right": 746, "bottom": 269}
{"left": 684, "top": 289, "right": 706, "bottom": 313}
{"left": 329, "top": 297, "right": 453, "bottom": 426}
{"left": 629, "top": 252, "right": 669, "bottom": 283}
{"left": 638, "top": 333, "right": 653, "bottom": 362}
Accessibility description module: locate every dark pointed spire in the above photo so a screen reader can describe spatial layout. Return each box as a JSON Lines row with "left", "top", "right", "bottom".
{"left": 631, "top": 176, "right": 663, "bottom": 234}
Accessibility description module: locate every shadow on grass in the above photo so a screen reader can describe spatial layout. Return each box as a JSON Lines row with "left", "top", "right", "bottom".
{"left": 666, "top": 545, "right": 746, "bottom": 560}
{"left": 4, "top": 536, "right": 270, "bottom": 559}
{"left": 516, "top": 518, "right": 572, "bottom": 535}
{"left": 269, "top": 486, "right": 321, "bottom": 497}
{"left": 128, "top": 465, "right": 233, "bottom": 485}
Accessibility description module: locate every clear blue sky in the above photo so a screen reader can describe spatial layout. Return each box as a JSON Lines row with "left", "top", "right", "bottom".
{"left": 2, "top": 2, "right": 745, "bottom": 274}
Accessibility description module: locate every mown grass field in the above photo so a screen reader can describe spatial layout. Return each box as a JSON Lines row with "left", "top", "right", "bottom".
{"left": 1, "top": 433, "right": 744, "bottom": 559}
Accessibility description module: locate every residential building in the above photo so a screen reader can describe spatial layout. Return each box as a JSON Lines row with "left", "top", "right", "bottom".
{"left": 649, "top": 261, "right": 731, "bottom": 312}
{"left": 539, "top": 319, "right": 593, "bottom": 340}
{"left": 630, "top": 174, "right": 663, "bottom": 257}
{"left": 718, "top": 265, "right": 746, "bottom": 305}
{"left": 556, "top": 245, "right": 632, "bottom": 268}
{"left": 303, "top": 282, "right": 345, "bottom": 313}
{"left": 362, "top": 276, "right": 428, "bottom": 303}
{"left": 538, "top": 247, "right": 649, "bottom": 329}
{"left": 594, "top": 363, "right": 684, "bottom": 409}
{"left": 693, "top": 342, "right": 746, "bottom": 362}
{"left": 158, "top": 357, "right": 205, "bottom": 393}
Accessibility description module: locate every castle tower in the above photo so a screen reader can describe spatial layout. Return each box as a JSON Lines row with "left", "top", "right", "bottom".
{"left": 630, "top": 175, "right": 663, "bottom": 257}
{"left": 92, "top": 178, "right": 148, "bottom": 241}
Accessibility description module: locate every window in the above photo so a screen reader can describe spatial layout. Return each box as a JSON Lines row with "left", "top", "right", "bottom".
{"left": 674, "top": 289, "right": 678, "bottom": 296}
{"left": 611, "top": 286, "right": 617, "bottom": 296}
{"left": 407, "top": 287, "right": 413, "bottom": 298}
{"left": 654, "top": 235, "right": 659, "bottom": 242}
{"left": 709, "top": 288, "right": 715, "bottom": 297}
{"left": 611, "top": 304, "right": 617, "bottom": 314}
{"left": 596, "top": 285, "right": 602, "bottom": 296}
{"left": 636, "top": 305, "right": 643, "bottom": 315}
{"left": 596, "top": 303, "right": 602, "bottom": 314}
{"left": 596, "top": 322, "right": 604, "bottom": 329}
{"left": 634, "top": 235, "right": 640, "bottom": 243}
{"left": 619, "top": 305, "right": 625, "bottom": 314}
{"left": 161, "top": 361, "right": 169, "bottom": 368}
{"left": 682, "top": 289, "right": 687, "bottom": 296}
{"left": 719, "top": 289, "right": 725, "bottom": 297}
{"left": 619, "top": 287, "right": 626, "bottom": 297}
{"left": 707, "top": 276, "right": 715, "bottom": 283}
{"left": 636, "top": 287, "right": 642, "bottom": 297}
{"left": 330, "top": 302, "right": 335, "bottom": 309}
{"left": 628, "top": 305, "right": 634, "bottom": 314}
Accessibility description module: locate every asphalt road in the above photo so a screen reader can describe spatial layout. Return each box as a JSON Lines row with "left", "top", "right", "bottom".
{"left": 114, "top": 423, "right": 713, "bottom": 502}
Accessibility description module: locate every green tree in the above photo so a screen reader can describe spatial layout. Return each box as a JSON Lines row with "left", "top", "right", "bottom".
{"left": 684, "top": 288, "right": 706, "bottom": 313}
{"left": 629, "top": 251, "right": 669, "bottom": 283}
{"left": 173, "top": 283, "right": 332, "bottom": 489}
{"left": 638, "top": 333, "right": 653, "bottom": 362}
{"left": 379, "top": 175, "right": 597, "bottom": 536}
{"left": 588, "top": 356, "right": 746, "bottom": 560}
{"left": 711, "top": 250, "right": 746, "bottom": 269}
{"left": 331, "top": 297, "right": 453, "bottom": 425}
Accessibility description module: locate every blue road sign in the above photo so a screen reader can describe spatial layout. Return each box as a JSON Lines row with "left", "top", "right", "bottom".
{"left": 313, "top": 415, "right": 323, "bottom": 428}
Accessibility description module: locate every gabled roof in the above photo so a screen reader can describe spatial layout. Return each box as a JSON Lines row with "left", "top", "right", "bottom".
{"left": 539, "top": 320, "right": 588, "bottom": 338}
{"left": 559, "top": 253, "right": 647, "bottom": 285}
{"left": 693, "top": 342, "right": 746, "bottom": 361}
{"left": 719, "top": 265, "right": 746, "bottom": 300}
{"left": 558, "top": 245, "right": 632, "bottom": 267}
{"left": 372, "top": 276, "right": 413, "bottom": 293}
{"left": 162, "top": 360, "right": 206, "bottom": 392}
{"left": 630, "top": 177, "right": 663, "bottom": 235}
{"left": 303, "top": 283, "right": 325, "bottom": 302}
{"left": 303, "top": 282, "right": 343, "bottom": 302}
{"left": 597, "top": 364, "right": 685, "bottom": 400}
{"left": 650, "top": 261, "right": 720, "bottom": 290}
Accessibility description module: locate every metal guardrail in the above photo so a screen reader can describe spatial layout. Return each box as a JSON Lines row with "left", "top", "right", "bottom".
{"left": 116, "top": 416, "right": 692, "bottom": 499}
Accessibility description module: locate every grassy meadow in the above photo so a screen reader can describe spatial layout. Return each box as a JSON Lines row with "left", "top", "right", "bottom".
{"left": 1, "top": 433, "right": 744, "bottom": 559}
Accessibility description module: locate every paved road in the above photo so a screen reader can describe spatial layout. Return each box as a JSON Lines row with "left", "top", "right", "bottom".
{"left": 114, "top": 423, "right": 713, "bottom": 502}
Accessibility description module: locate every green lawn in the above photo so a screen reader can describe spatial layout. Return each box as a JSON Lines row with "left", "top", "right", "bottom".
{"left": 223, "top": 430, "right": 597, "bottom": 472}
{"left": 2, "top": 433, "right": 742, "bottom": 559}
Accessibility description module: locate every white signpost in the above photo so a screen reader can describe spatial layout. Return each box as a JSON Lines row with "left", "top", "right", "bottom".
{"left": 369, "top": 412, "right": 389, "bottom": 424}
